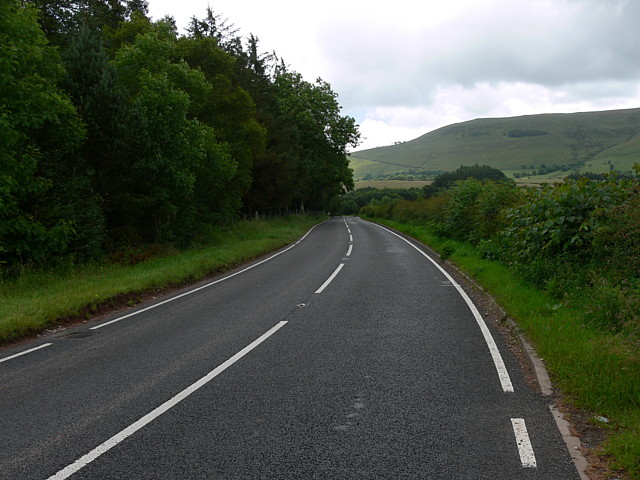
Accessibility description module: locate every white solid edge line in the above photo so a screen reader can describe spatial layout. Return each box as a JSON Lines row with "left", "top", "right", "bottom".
{"left": 90, "top": 222, "right": 324, "bottom": 331}
{"left": 512, "top": 418, "right": 538, "bottom": 468}
{"left": 315, "top": 264, "right": 345, "bottom": 294}
{"left": 47, "top": 321, "right": 288, "bottom": 480}
{"left": 371, "top": 222, "right": 515, "bottom": 393}
{"left": 0, "top": 343, "right": 53, "bottom": 364}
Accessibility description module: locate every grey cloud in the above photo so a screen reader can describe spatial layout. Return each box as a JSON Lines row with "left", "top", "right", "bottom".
{"left": 419, "top": 1, "right": 640, "bottom": 86}
{"left": 322, "top": 0, "right": 640, "bottom": 109}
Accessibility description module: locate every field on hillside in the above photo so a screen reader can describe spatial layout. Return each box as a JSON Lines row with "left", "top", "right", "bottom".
{"left": 349, "top": 108, "right": 640, "bottom": 179}
{"left": 354, "top": 180, "right": 432, "bottom": 189}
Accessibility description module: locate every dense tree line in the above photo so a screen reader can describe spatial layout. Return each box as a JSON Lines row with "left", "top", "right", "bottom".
{"left": 338, "top": 187, "right": 423, "bottom": 214}
{"left": 417, "top": 164, "right": 507, "bottom": 198}
{"left": 1, "top": 0, "right": 359, "bottom": 268}
{"left": 430, "top": 164, "right": 506, "bottom": 189}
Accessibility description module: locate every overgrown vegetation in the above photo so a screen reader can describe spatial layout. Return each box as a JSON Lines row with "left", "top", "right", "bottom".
{"left": 360, "top": 164, "right": 640, "bottom": 477}
{"left": 338, "top": 187, "right": 423, "bottom": 215}
{"left": 1, "top": 0, "right": 359, "bottom": 271}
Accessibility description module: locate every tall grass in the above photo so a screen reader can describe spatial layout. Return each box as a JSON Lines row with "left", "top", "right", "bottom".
{"left": 0, "top": 216, "right": 323, "bottom": 343}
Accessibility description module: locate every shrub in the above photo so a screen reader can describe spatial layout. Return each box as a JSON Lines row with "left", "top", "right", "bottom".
{"left": 388, "top": 196, "right": 449, "bottom": 224}
{"left": 499, "top": 176, "right": 635, "bottom": 265}
{"left": 441, "top": 179, "right": 519, "bottom": 243}
{"left": 592, "top": 190, "right": 640, "bottom": 282}
{"left": 471, "top": 180, "right": 520, "bottom": 242}
{"left": 442, "top": 179, "right": 485, "bottom": 240}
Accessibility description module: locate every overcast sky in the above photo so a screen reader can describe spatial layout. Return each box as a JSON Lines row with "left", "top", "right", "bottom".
{"left": 147, "top": 0, "right": 640, "bottom": 150}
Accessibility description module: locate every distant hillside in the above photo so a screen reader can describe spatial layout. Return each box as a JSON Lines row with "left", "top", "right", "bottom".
{"left": 349, "top": 108, "right": 640, "bottom": 181}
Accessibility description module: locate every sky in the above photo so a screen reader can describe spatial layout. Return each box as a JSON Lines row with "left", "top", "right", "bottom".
{"left": 147, "top": 0, "right": 640, "bottom": 151}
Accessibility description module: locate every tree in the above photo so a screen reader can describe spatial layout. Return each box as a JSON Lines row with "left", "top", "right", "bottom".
{"left": 176, "top": 35, "right": 266, "bottom": 217}
{"left": 27, "top": 0, "right": 149, "bottom": 47}
{"left": 432, "top": 164, "right": 508, "bottom": 189}
{"left": 269, "top": 72, "right": 359, "bottom": 210}
{"left": 112, "top": 25, "right": 237, "bottom": 243}
{"left": 61, "top": 26, "right": 139, "bottom": 253}
{"left": 1, "top": 0, "right": 85, "bottom": 266}
{"left": 27, "top": 0, "right": 77, "bottom": 46}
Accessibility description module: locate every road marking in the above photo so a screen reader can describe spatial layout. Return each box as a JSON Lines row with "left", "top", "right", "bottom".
{"left": 46, "top": 321, "right": 288, "bottom": 480}
{"left": 315, "top": 264, "right": 345, "bottom": 294}
{"left": 346, "top": 244, "right": 353, "bottom": 257}
{"left": 349, "top": 235, "right": 353, "bottom": 242}
{"left": 0, "top": 343, "right": 53, "bottom": 364}
{"left": 371, "top": 222, "right": 514, "bottom": 393}
{"left": 90, "top": 222, "right": 324, "bottom": 331}
{"left": 512, "top": 418, "right": 537, "bottom": 468}
{"left": 343, "top": 216, "right": 352, "bottom": 235}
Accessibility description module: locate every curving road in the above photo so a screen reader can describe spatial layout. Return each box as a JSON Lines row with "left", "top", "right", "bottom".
{"left": 0, "top": 217, "right": 580, "bottom": 479}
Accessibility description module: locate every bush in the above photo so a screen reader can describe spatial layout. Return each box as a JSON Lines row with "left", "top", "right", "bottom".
{"left": 472, "top": 180, "right": 520, "bottom": 241}
{"left": 441, "top": 179, "right": 519, "bottom": 244}
{"left": 592, "top": 190, "right": 640, "bottom": 282}
{"left": 442, "top": 179, "right": 485, "bottom": 240}
{"left": 499, "top": 176, "right": 635, "bottom": 265}
{"left": 385, "top": 196, "right": 449, "bottom": 224}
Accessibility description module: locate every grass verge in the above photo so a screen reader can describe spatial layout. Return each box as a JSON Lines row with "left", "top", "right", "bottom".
{"left": 0, "top": 216, "right": 324, "bottom": 344}
{"left": 368, "top": 217, "right": 640, "bottom": 479}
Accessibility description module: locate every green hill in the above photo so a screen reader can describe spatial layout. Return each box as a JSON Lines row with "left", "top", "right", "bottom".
{"left": 349, "top": 108, "right": 640, "bottom": 181}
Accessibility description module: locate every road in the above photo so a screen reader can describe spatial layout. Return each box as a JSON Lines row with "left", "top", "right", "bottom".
{"left": 0, "top": 217, "right": 580, "bottom": 479}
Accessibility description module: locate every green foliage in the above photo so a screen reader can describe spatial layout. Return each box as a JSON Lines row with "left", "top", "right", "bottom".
{"left": 362, "top": 169, "right": 640, "bottom": 340}
{"left": 441, "top": 178, "right": 520, "bottom": 242}
{"left": 432, "top": 164, "right": 507, "bottom": 189}
{"left": 370, "top": 218, "right": 640, "bottom": 479}
{"left": 499, "top": 176, "right": 634, "bottom": 264}
{"left": 27, "top": 0, "right": 146, "bottom": 47}
{"left": 0, "top": 0, "right": 85, "bottom": 266}
{"left": 338, "top": 187, "right": 422, "bottom": 214}
{"left": 442, "top": 180, "right": 486, "bottom": 240}
{"left": 360, "top": 170, "right": 437, "bottom": 181}
{"left": 2, "top": 2, "right": 359, "bottom": 270}
{"left": 592, "top": 189, "right": 640, "bottom": 281}
{"left": 0, "top": 215, "right": 322, "bottom": 341}
{"left": 359, "top": 195, "right": 449, "bottom": 234}
{"left": 268, "top": 72, "right": 359, "bottom": 210}
{"left": 175, "top": 35, "right": 266, "bottom": 212}
{"left": 439, "top": 242, "right": 455, "bottom": 260}
{"left": 580, "top": 277, "right": 640, "bottom": 334}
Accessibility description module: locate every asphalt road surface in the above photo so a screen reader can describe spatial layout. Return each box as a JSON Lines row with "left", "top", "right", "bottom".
{"left": 0, "top": 217, "right": 580, "bottom": 479}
